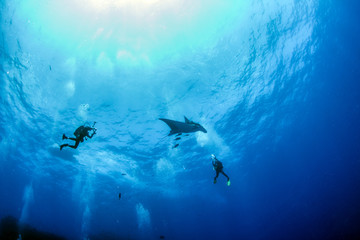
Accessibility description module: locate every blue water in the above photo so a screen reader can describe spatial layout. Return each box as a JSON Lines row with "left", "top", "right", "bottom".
{"left": 1, "top": 0, "right": 360, "bottom": 239}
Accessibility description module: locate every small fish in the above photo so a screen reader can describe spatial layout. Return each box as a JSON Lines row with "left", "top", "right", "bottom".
{"left": 119, "top": 193, "right": 121, "bottom": 200}
{"left": 176, "top": 133, "right": 182, "bottom": 136}
{"left": 173, "top": 144, "right": 179, "bottom": 148}
{"left": 184, "top": 134, "right": 189, "bottom": 136}
{"left": 49, "top": 65, "right": 52, "bottom": 71}
{"left": 17, "top": 40, "right": 21, "bottom": 50}
{"left": 121, "top": 173, "right": 126, "bottom": 176}
{"left": 175, "top": 137, "right": 181, "bottom": 141}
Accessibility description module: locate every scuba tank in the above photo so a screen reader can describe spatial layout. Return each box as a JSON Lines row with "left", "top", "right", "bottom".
{"left": 74, "top": 122, "right": 96, "bottom": 139}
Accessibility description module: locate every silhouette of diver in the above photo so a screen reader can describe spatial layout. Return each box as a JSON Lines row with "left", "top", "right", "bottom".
{"left": 211, "top": 154, "right": 230, "bottom": 186}
{"left": 60, "top": 123, "right": 96, "bottom": 150}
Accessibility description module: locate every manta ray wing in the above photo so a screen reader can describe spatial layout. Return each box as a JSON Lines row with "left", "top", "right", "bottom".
{"left": 159, "top": 118, "right": 193, "bottom": 135}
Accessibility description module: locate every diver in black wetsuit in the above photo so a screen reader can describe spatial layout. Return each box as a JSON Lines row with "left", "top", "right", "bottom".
{"left": 211, "top": 154, "right": 230, "bottom": 186}
{"left": 60, "top": 123, "right": 96, "bottom": 150}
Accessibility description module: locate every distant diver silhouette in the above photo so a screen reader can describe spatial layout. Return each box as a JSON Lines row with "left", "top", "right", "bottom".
{"left": 60, "top": 122, "right": 97, "bottom": 150}
{"left": 211, "top": 154, "right": 230, "bottom": 186}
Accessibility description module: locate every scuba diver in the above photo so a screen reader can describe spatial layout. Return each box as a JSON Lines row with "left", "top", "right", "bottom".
{"left": 211, "top": 154, "right": 230, "bottom": 186}
{"left": 60, "top": 122, "right": 97, "bottom": 150}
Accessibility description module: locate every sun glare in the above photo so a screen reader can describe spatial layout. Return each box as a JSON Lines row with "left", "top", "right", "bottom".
{"left": 19, "top": 0, "right": 245, "bottom": 64}
{"left": 86, "top": 0, "right": 167, "bottom": 12}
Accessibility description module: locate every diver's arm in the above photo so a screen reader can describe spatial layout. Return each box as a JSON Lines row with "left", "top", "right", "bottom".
{"left": 88, "top": 129, "right": 96, "bottom": 138}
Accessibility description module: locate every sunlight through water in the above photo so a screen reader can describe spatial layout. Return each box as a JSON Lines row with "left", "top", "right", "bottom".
{"left": 18, "top": 0, "right": 247, "bottom": 64}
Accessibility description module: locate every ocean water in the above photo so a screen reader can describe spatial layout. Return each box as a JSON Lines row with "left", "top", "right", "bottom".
{"left": 1, "top": 0, "right": 360, "bottom": 239}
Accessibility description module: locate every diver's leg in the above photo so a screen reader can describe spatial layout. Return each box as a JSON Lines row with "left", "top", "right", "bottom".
{"left": 214, "top": 171, "right": 220, "bottom": 183}
{"left": 221, "top": 171, "right": 230, "bottom": 181}
{"left": 67, "top": 140, "right": 80, "bottom": 149}
{"left": 68, "top": 137, "right": 77, "bottom": 141}
{"left": 60, "top": 144, "right": 68, "bottom": 150}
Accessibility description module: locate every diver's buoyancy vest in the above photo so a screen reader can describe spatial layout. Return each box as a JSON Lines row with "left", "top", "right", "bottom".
{"left": 213, "top": 160, "right": 223, "bottom": 170}
{"left": 74, "top": 126, "right": 85, "bottom": 138}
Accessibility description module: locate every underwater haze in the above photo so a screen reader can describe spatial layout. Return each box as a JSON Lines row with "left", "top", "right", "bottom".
{"left": 1, "top": 0, "right": 360, "bottom": 239}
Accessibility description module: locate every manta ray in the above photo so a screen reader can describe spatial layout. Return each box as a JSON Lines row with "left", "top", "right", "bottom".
{"left": 159, "top": 116, "right": 207, "bottom": 136}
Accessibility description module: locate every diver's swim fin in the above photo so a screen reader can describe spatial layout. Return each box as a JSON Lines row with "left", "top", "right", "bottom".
{"left": 62, "top": 134, "right": 67, "bottom": 140}
{"left": 227, "top": 180, "right": 231, "bottom": 186}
